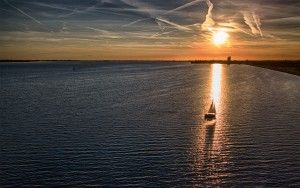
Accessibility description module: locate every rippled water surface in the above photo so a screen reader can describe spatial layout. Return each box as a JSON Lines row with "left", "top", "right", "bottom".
{"left": 1, "top": 62, "right": 300, "bottom": 187}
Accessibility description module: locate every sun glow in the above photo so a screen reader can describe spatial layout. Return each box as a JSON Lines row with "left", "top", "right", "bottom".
{"left": 212, "top": 30, "right": 229, "bottom": 45}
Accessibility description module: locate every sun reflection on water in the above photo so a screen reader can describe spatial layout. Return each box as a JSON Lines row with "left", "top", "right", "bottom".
{"left": 191, "top": 64, "right": 229, "bottom": 186}
{"left": 209, "top": 64, "right": 224, "bottom": 154}
{"left": 211, "top": 64, "right": 222, "bottom": 106}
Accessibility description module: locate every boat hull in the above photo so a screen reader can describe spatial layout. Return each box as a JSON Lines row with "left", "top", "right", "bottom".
{"left": 205, "top": 113, "right": 216, "bottom": 120}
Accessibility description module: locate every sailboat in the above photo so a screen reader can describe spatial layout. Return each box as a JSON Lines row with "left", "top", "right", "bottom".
{"left": 205, "top": 101, "right": 216, "bottom": 120}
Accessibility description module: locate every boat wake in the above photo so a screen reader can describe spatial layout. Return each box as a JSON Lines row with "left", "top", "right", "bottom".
{"left": 204, "top": 119, "right": 216, "bottom": 126}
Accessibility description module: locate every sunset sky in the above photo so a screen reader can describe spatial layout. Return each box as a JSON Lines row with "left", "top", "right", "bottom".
{"left": 0, "top": 0, "right": 299, "bottom": 60}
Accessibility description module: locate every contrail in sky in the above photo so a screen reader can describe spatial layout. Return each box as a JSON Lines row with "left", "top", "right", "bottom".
{"left": 123, "top": 17, "right": 150, "bottom": 27}
{"left": 122, "top": 0, "right": 206, "bottom": 32}
{"left": 156, "top": 17, "right": 192, "bottom": 32}
{"left": 3, "top": 0, "right": 41, "bottom": 24}
{"left": 163, "top": 0, "right": 205, "bottom": 16}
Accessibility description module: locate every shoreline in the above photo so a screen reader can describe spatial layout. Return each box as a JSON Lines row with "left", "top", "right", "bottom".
{"left": 191, "top": 60, "right": 300, "bottom": 76}
{"left": 1, "top": 60, "right": 299, "bottom": 76}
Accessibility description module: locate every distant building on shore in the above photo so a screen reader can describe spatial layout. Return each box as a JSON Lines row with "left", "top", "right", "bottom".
{"left": 227, "top": 56, "right": 231, "bottom": 62}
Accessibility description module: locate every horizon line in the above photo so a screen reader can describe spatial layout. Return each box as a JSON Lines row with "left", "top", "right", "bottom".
{"left": 1, "top": 59, "right": 300, "bottom": 62}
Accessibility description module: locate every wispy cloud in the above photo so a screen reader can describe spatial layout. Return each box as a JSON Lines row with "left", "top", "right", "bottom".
{"left": 201, "top": 0, "right": 215, "bottom": 31}
{"left": 243, "top": 11, "right": 263, "bottom": 36}
{"left": 86, "top": 26, "right": 122, "bottom": 39}
{"left": 253, "top": 13, "right": 262, "bottom": 36}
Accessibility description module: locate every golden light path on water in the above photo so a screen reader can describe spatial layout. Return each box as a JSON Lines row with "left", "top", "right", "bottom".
{"left": 209, "top": 63, "right": 225, "bottom": 160}
{"left": 211, "top": 64, "right": 222, "bottom": 106}
{"left": 192, "top": 64, "right": 229, "bottom": 186}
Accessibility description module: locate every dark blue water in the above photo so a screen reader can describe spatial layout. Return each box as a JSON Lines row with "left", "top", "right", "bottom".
{"left": 1, "top": 61, "right": 299, "bottom": 187}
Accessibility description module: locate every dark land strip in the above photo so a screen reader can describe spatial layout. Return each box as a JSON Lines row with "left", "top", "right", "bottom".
{"left": 1, "top": 60, "right": 299, "bottom": 76}
{"left": 191, "top": 60, "right": 300, "bottom": 76}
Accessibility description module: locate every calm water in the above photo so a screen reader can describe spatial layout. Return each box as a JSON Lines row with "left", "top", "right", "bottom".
{"left": 1, "top": 62, "right": 299, "bottom": 187}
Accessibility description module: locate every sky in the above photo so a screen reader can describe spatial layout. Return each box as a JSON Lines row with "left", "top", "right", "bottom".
{"left": 0, "top": 0, "right": 299, "bottom": 60}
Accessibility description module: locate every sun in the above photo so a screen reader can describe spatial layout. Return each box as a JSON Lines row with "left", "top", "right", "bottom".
{"left": 212, "top": 30, "right": 229, "bottom": 45}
